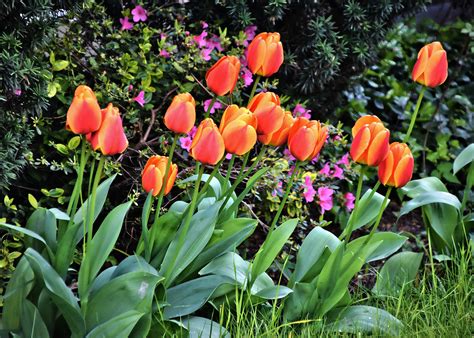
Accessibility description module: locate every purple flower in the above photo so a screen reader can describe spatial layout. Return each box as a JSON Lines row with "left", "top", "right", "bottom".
{"left": 303, "top": 176, "right": 316, "bottom": 203}
{"left": 131, "top": 5, "right": 147, "bottom": 23}
{"left": 283, "top": 148, "right": 296, "bottom": 162}
{"left": 318, "top": 187, "right": 334, "bottom": 214}
{"left": 337, "top": 153, "right": 350, "bottom": 167}
{"left": 160, "top": 33, "right": 167, "bottom": 40}
{"left": 243, "top": 25, "right": 257, "bottom": 46}
{"left": 319, "top": 163, "right": 331, "bottom": 176}
{"left": 332, "top": 165, "right": 344, "bottom": 179}
{"left": 203, "top": 99, "right": 223, "bottom": 115}
{"left": 293, "top": 104, "right": 311, "bottom": 119}
{"left": 241, "top": 67, "right": 253, "bottom": 87}
{"left": 179, "top": 136, "right": 192, "bottom": 152}
{"left": 201, "top": 21, "right": 209, "bottom": 29}
{"left": 193, "top": 31, "right": 208, "bottom": 48}
{"left": 200, "top": 48, "right": 213, "bottom": 61}
{"left": 225, "top": 153, "right": 233, "bottom": 160}
{"left": 159, "top": 49, "right": 170, "bottom": 58}
{"left": 272, "top": 181, "right": 283, "bottom": 197}
{"left": 207, "top": 35, "right": 223, "bottom": 52}
{"left": 13, "top": 88, "right": 22, "bottom": 96}
{"left": 344, "top": 192, "right": 355, "bottom": 211}
{"left": 188, "top": 126, "right": 197, "bottom": 138}
{"left": 133, "top": 90, "right": 146, "bottom": 107}
{"left": 128, "top": 84, "right": 133, "bottom": 91}
{"left": 119, "top": 17, "right": 133, "bottom": 30}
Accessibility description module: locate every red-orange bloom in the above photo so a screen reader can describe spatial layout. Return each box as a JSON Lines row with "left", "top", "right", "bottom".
{"left": 350, "top": 116, "right": 390, "bottom": 166}
{"left": 142, "top": 156, "right": 178, "bottom": 196}
{"left": 258, "top": 110, "right": 294, "bottom": 146}
{"left": 247, "top": 32, "right": 284, "bottom": 77}
{"left": 247, "top": 92, "right": 284, "bottom": 135}
{"left": 287, "top": 117, "right": 328, "bottom": 161}
{"left": 412, "top": 41, "right": 448, "bottom": 88}
{"left": 88, "top": 103, "right": 128, "bottom": 155}
{"left": 66, "top": 85, "right": 102, "bottom": 134}
{"left": 378, "top": 142, "right": 414, "bottom": 188}
{"left": 164, "top": 93, "right": 196, "bottom": 134}
{"left": 205, "top": 56, "right": 241, "bottom": 96}
{"left": 219, "top": 105, "right": 257, "bottom": 155}
{"left": 190, "top": 118, "right": 225, "bottom": 165}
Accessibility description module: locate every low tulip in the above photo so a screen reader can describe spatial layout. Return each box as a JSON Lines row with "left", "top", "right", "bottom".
{"left": 247, "top": 92, "right": 284, "bottom": 135}
{"left": 190, "top": 118, "right": 225, "bottom": 165}
{"left": 288, "top": 117, "right": 328, "bottom": 161}
{"left": 164, "top": 93, "right": 196, "bottom": 134}
{"left": 350, "top": 116, "right": 390, "bottom": 166}
{"left": 219, "top": 105, "right": 257, "bottom": 155}
{"left": 206, "top": 56, "right": 241, "bottom": 96}
{"left": 247, "top": 32, "right": 284, "bottom": 77}
{"left": 258, "top": 110, "right": 294, "bottom": 146}
{"left": 412, "top": 41, "right": 448, "bottom": 88}
{"left": 378, "top": 142, "right": 414, "bottom": 188}
{"left": 66, "top": 85, "right": 102, "bottom": 134}
{"left": 142, "top": 156, "right": 178, "bottom": 196}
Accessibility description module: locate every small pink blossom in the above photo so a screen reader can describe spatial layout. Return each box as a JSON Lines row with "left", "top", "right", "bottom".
{"left": 160, "top": 33, "right": 167, "bottom": 40}
{"left": 133, "top": 90, "right": 146, "bottom": 107}
{"left": 203, "top": 99, "right": 223, "bottom": 115}
{"left": 311, "top": 154, "right": 320, "bottom": 164}
{"left": 337, "top": 153, "right": 350, "bottom": 167}
{"left": 283, "top": 148, "right": 296, "bottom": 162}
{"left": 131, "top": 5, "right": 147, "bottom": 22}
{"left": 225, "top": 153, "right": 233, "bottom": 160}
{"left": 179, "top": 136, "right": 192, "bottom": 152}
{"left": 159, "top": 49, "right": 170, "bottom": 58}
{"left": 128, "top": 84, "right": 133, "bottom": 91}
{"left": 202, "top": 21, "right": 209, "bottom": 29}
{"left": 200, "top": 48, "right": 213, "bottom": 61}
{"left": 344, "top": 192, "right": 355, "bottom": 211}
{"left": 119, "top": 17, "right": 133, "bottom": 30}
{"left": 207, "top": 35, "right": 223, "bottom": 52}
{"left": 241, "top": 67, "right": 253, "bottom": 87}
{"left": 188, "top": 126, "right": 197, "bottom": 138}
{"left": 332, "top": 165, "right": 344, "bottom": 179}
{"left": 333, "top": 135, "right": 341, "bottom": 141}
{"left": 13, "top": 88, "right": 22, "bottom": 96}
{"left": 193, "top": 31, "right": 208, "bottom": 48}
{"left": 303, "top": 176, "right": 316, "bottom": 203}
{"left": 318, "top": 187, "right": 334, "bottom": 214}
{"left": 293, "top": 104, "right": 311, "bottom": 119}
{"left": 272, "top": 181, "right": 283, "bottom": 197}
{"left": 319, "top": 163, "right": 331, "bottom": 176}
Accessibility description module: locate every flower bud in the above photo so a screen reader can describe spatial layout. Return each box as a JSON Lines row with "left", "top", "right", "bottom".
{"left": 66, "top": 85, "right": 102, "bottom": 134}
{"left": 219, "top": 105, "right": 257, "bottom": 155}
{"left": 142, "top": 156, "right": 178, "bottom": 196}
{"left": 412, "top": 41, "right": 448, "bottom": 88}
{"left": 190, "top": 118, "right": 225, "bottom": 165}
{"left": 164, "top": 93, "right": 196, "bottom": 134}
{"left": 258, "top": 110, "right": 294, "bottom": 146}
{"left": 247, "top": 32, "right": 284, "bottom": 77}
{"left": 247, "top": 92, "right": 284, "bottom": 135}
{"left": 205, "top": 56, "right": 241, "bottom": 96}
{"left": 350, "top": 116, "right": 390, "bottom": 166}
{"left": 378, "top": 142, "right": 414, "bottom": 188}
{"left": 288, "top": 118, "right": 328, "bottom": 161}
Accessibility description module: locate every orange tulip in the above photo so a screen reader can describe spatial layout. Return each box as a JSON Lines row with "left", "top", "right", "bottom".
{"left": 258, "top": 110, "right": 294, "bottom": 146}
{"left": 378, "top": 142, "right": 414, "bottom": 188}
{"left": 205, "top": 56, "right": 241, "bottom": 96}
{"left": 66, "top": 85, "right": 102, "bottom": 134}
{"left": 412, "top": 41, "right": 448, "bottom": 88}
{"left": 164, "top": 93, "right": 196, "bottom": 134}
{"left": 247, "top": 92, "right": 284, "bottom": 135}
{"left": 219, "top": 105, "right": 257, "bottom": 155}
{"left": 350, "top": 116, "right": 390, "bottom": 166}
{"left": 247, "top": 32, "right": 284, "bottom": 77}
{"left": 142, "top": 155, "right": 178, "bottom": 196}
{"left": 190, "top": 118, "right": 225, "bottom": 165}
{"left": 88, "top": 103, "right": 128, "bottom": 155}
{"left": 287, "top": 117, "right": 328, "bottom": 161}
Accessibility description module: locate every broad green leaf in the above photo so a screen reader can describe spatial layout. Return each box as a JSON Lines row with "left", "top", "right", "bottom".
{"left": 399, "top": 191, "right": 460, "bottom": 216}
{"left": 182, "top": 316, "right": 230, "bottom": 338}
{"left": 0, "top": 222, "right": 54, "bottom": 259}
{"left": 21, "top": 300, "right": 50, "bottom": 338}
{"left": 140, "top": 191, "right": 154, "bottom": 261}
{"left": 283, "top": 282, "right": 317, "bottom": 322}
{"left": 402, "top": 177, "right": 448, "bottom": 196}
{"left": 148, "top": 210, "right": 182, "bottom": 266}
{"left": 316, "top": 242, "right": 345, "bottom": 302}
{"left": 253, "top": 285, "right": 293, "bottom": 300}
{"left": 250, "top": 272, "right": 274, "bottom": 294}
{"left": 373, "top": 251, "right": 423, "bottom": 296}
{"left": 251, "top": 218, "right": 298, "bottom": 282}
{"left": 37, "top": 289, "right": 55, "bottom": 334}
{"left": 348, "top": 189, "right": 388, "bottom": 231}
{"left": 28, "top": 194, "right": 38, "bottom": 209}
{"left": 453, "top": 143, "right": 474, "bottom": 174}
{"left": 199, "top": 252, "right": 250, "bottom": 286}
{"left": 346, "top": 232, "right": 408, "bottom": 263}
{"left": 181, "top": 174, "right": 222, "bottom": 198}
{"left": 49, "top": 208, "right": 70, "bottom": 221}
{"left": 78, "top": 201, "right": 132, "bottom": 298}
{"left": 25, "top": 208, "right": 57, "bottom": 252}
{"left": 85, "top": 310, "right": 143, "bottom": 338}
{"left": 326, "top": 305, "right": 403, "bottom": 336}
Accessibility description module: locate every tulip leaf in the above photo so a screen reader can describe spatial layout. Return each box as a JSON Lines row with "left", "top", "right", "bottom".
{"left": 140, "top": 191, "right": 154, "bottom": 261}
{"left": 20, "top": 300, "right": 50, "bottom": 338}
{"left": 148, "top": 210, "right": 183, "bottom": 267}
{"left": 181, "top": 316, "right": 231, "bottom": 338}
{"left": 253, "top": 285, "right": 293, "bottom": 300}
{"left": 85, "top": 310, "right": 144, "bottom": 338}
{"left": 25, "top": 208, "right": 57, "bottom": 253}
{"left": 200, "top": 252, "right": 250, "bottom": 286}
{"left": 0, "top": 222, "right": 54, "bottom": 259}
{"left": 453, "top": 143, "right": 474, "bottom": 174}
{"left": 346, "top": 232, "right": 408, "bottom": 263}
{"left": 181, "top": 174, "right": 222, "bottom": 198}
{"left": 348, "top": 189, "right": 388, "bottom": 232}
{"left": 401, "top": 177, "right": 448, "bottom": 196}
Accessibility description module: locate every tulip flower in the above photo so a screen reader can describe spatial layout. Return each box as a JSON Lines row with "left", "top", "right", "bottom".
{"left": 247, "top": 92, "right": 284, "bottom": 135}
{"left": 88, "top": 103, "right": 128, "bottom": 156}
{"left": 412, "top": 41, "right": 448, "bottom": 88}
{"left": 287, "top": 117, "right": 328, "bottom": 161}
{"left": 190, "top": 118, "right": 225, "bottom": 165}
{"left": 378, "top": 142, "right": 414, "bottom": 188}
{"left": 219, "top": 105, "right": 257, "bottom": 155}
{"left": 142, "top": 155, "right": 178, "bottom": 196}
{"left": 247, "top": 32, "right": 284, "bottom": 77}
{"left": 205, "top": 56, "right": 241, "bottom": 96}
{"left": 350, "top": 116, "right": 390, "bottom": 166}
{"left": 258, "top": 110, "right": 294, "bottom": 146}
{"left": 66, "top": 85, "right": 102, "bottom": 134}
{"left": 164, "top": 93, "right": 196, "bottom": 134}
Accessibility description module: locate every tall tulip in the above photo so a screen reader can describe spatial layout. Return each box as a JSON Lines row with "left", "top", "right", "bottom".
{"left": 164, "top": 93, "right": 196, "bottom": 134}
{"left": 378, "top": 142, "right": 414, "bottom": 188}
{"left": 412, "top": 41, "right": 448, "bottom": 88}
{"left": 66, "top": 85, "right": 102, "bottom": 134}
{"left": 190, "top": 118, "right": 225, "bottom": 165}
{"left": 350, "top": 116, "right": 390, "bottom": 166}
{"left": 247, "top": 92, "right": 284, "bottom": 135}
{"left": 142, "top": 155, "right": 178, "bottom": 196}
{"left": 247, "top": 32, "right": 284, "bottom": 77}
{"left": 219, "top": 105, "right": 257, "bottom": 155}
{"left": 287, "top": 117, "right": 328, "bottom": 161}
{"left": 258, "top": 110, "right": 294, "bottom": 146}
{"left": 206, "top": 56, "right": 241, "bottom": 96}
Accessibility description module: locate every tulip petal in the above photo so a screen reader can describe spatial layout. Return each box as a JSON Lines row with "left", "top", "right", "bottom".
{"left": 248, "top": 38, "right": 266, "bottom": 74}
{"left": 262, "top": 42, "right": 284, "bottom": 76}
{"left": 352, "top": 115, "right": 382, "bottom": 137}
{"left": 424, "top": 50, "right": 448, "bottom": 87}
{"left": 378, "top": 151, "right": 394, "bottom": 185}
{"left": 142, "top": 166, "right": 163, "bottom": 197}
{"left": 367, "top": 129, "right": 389, "bottom": 166}
{"left": 412, "top": 46, "right": 429, "bottom": 84}
{"left": 393, "top": 155, "right": 414, "bottom": 188}
{"left": 350, "top": 127, "right": 371, "bottom": 163}
{"left": 289, "top": 127, "right": 316, "bottom": 161}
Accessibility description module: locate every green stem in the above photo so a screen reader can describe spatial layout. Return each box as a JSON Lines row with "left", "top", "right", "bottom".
{"left": 403, "top": 86, "right": 426, "bottom": 143}
{"left": 86, "top": 156, "right": 105, "bottom": 245}
{"left": 427, "top": 226, "right": 437, "bottom": 290}
{"left": 248, "top": 75, "right": 261, "bottom": 105}
{"left": 198, "top": 158, "right": 225, "bottom": 197}
{"left": 204, "top": 96, "right": 217, "bottom": 119}
{"left": 363, "top": 187, "right": 392, "bottom": 246}
{"left": 67, "top": 138, "right": 88, "bottom": 219}
{"left": 83, "top": 156, "right": 96, "bottom": 257}
{"left": 460, "top": 161, "right": 474, "bottom": 213}
{"left": 225, "top": 154, "right": 236, "bottom": 182}
{"left": 342, "top": 166, "right": 367, "bottom": 242}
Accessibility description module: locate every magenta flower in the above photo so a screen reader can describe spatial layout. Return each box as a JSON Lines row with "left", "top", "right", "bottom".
{"left": 119, "top": 17, "right": 133, "bottom": 30}
{"left": 337, "top": 153, "right": 350, "bottom": 167}
{"left": 303, "top": 176, "right": 316, "bottom": 203}
{"left": 193, "top": 31, "right": 208, "bottom": 48}
{"left": 131, "top": 5, "right": 147, "bottom": 22}
{"left": 319, "top": 163, "right": 331, "bottom": 176}
{"left": 179, "top": 136, "right": 193, "bottom": 152}
{"left": 225, "top": 153, "right": 233, "bottom": 160}
{"left": 207, "top": 35, "right": 223, "bottom": 52}
{"left": 242, "top": 67, "right": 253, "bottom": 87}
{"left": 200, "top": 48, "right": 212, "bottom": 61}
{"left": 293, "top": 104, "right": 311, "bottom": 119}
{"left": 283, "top": 148, "right": 296, "bottom": 162}
{"left": 202, "top": 21, "right": 209, "bottom": 29}
{"left": 318, "top": 187, "right": 334, "bottom": 214}
{"left": 272, "top": 181, "right": 283, "bottom": 197}
{"left": 203, "top": 99, "right": 223, "bottom": 115}
{"left": 159, "top": 49, "right": 170, "bottom": 58}
{"left": 13, "top": 88, "right": 22, "bottom": 96}
{"left": 243, "top": 25, "right": 257, "bottom": 46}
{"left": 133, "top": 90, "right": 146, "bottom": 107}
{"left": 332, "top": 165, "right": 344, "bottom": 179}
{"left": 344, "top": 192, "right": 355, "bottom": 211}
{"left": 188, "top": 126, "right": 197, "bottom": 138}
{"left": 160, "top": 33, "right": 167, "bottom": 40}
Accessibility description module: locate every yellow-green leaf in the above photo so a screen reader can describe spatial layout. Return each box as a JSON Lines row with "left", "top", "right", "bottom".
{"left": 28, "top": 194, "right": 38, "bottom": 209}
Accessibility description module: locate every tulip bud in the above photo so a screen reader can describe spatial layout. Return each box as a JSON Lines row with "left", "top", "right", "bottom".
{"left": 247, "top": 92, "right": 284, "bottom": 135}
{"left": 258, "top": 110, "right": 294, "bottom": 146}
{"left": 142, "top": 156, "right": 178, "bottom": 196}
{"left": 412, "top": 41, "right": 448, "bottom": 88}
{"left": 378, "top": 142, "right": 414, "bottom": 188}
{"left": 350, "top": 116, "right": 390, "bottom": 167}
{"left": 247, "top": 32, "right": 284, "bottom": 77}
{"left": 66, "top": 85, "right": 102, "bottom": 134}
{"left": 288, "top": 117, "right": 328, "bottom": 161}
{"left": 206, "top": 56, "right": 241, "bottom": 96}
{"left": 164, "top": 93, "right": 196, "bottom": 134}
{"left": 190, "top": 118, "right": 225, "bottom": 165}
{"left": 88, "top": 103, "right": 128, "bottom": 155}
{"left": 219, "top": 105, "right": 257, "bottom": 155}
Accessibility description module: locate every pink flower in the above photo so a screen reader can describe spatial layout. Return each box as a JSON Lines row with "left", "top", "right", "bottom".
{"left": 159, "top": 49, "right": 170, "bottom": 58}
{"left": 241, "top": 67, "right": 253, "bottom": 87}
{"left": 133, "top": 90, "right": 146, "bottom": 107}
{"left": 332, "top": 165, "right": 344, "bottom": 179}
{"left": 319, "top": 163, "right": 330, "bottom": 176}
{"left": 207, "top": 35, "right": 223, "bottom": 52}
{"left": 333, "top": 135, "right": 341, "bottom": 141}
{"left": 193, "top": 31, "right": 208, "bottom": 48}
{"left": 293, "top": 104, "right": 311, "bottom": 119}
{"left": 203, "top": 99, "right": 223, "bottom": 115}
{"left": 200, "top": 48, "right": 213, "bottom": 61}
{"left": 179, "top": 136, "right": 192, "bottom": 152}
{"left": 13, "top": 88, "right": 22, "bottom": 96}
{"left": 225, "top": 153, "right": 233, "bottom": 160}
{"left": 119, "top": 17, "right": 133, "bottom": 30}
{"left": 337, "top": 153, "right": 350, "bottom": 167}
{"left": 128, "top": 84, "right": 133, "bottom": 91}
{"left": 318, "top": 187, "right": 334, "bottom": 214}
{"left": 283, "top": 148, "right": 296, "bottom": 162}
{"left": 344, "top": 192, "right": 355, "bottom": 211}
{"left": 272, "top": 181, "right": 283, "bottom": 197}
{"left": 188, "top": 126, "right": 197, "bottom": 138}
{"left": 303, "top": 176, "right": 316, "bottom": 203}
{"left": 131, "top": 5, "right": 147, "bottom": 22}
{"left": 202, "top": 21, "right": 209, "bottom": 29}
{"left": 160, "top": 33, "right": 167, "bottom": 40}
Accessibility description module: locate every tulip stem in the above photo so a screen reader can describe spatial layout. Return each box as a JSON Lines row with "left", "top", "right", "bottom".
{"left": 342, "top": 166, "right": 366, "bottom": 242}
{"left": 404, "top": 86, "right": 426, "bottom": 143}
{"left": 362, "top": 187, "right": 392, "bottom": 246}
{"left": 204, "top": 97, "right": 217, "bottom": 119}
{"left": 198, "top": 157, "right": 225, "bottom": 197}
{"left": 86, "top": 156, "right": 105, "bottom": 245}
{"left": 269, "top": 161, "right": 301, "bottom": 233}
{"left": 248, "top": 75, "right": 261, "bottom": 105}
{"left": 225, "top": 154, "right": 236, "bottom": 182}
{"left": 67, "top": 138, "right": 89, "bottom": 222}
